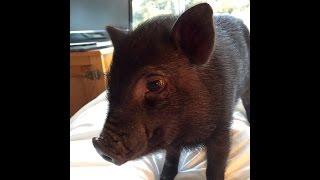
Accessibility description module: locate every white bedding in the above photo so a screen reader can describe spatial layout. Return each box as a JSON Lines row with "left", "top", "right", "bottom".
{"left": 70, "top": 91, "right": 250, "bottom": 180}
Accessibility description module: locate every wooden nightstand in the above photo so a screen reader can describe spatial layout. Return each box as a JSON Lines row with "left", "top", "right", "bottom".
{"left": 70, "top": 47, "right": 113, "bottom": 116}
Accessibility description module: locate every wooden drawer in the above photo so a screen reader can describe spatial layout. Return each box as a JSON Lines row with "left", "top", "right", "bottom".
{"left": 70, "top": 48, "right": 113, "bottom": 116}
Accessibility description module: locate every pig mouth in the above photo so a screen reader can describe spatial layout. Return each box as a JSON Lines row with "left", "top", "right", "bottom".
{"left": 147, "top": 127, "right": 165, "bottom": 147}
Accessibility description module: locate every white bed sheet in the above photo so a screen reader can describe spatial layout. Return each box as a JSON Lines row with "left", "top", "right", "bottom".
{"left": 70, "top": 91, "right": 250, "bottom": 180}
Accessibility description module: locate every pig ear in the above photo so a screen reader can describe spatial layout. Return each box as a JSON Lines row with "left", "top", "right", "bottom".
{"left": 171, "top": 3, "right": 215, "bottom": 65}
{"left": 106, "top": 26, "right": 128, "bottom": 48}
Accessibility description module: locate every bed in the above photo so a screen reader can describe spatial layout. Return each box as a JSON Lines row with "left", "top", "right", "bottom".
{"left": 70, "top": 91, "right": 250, "bottom": 180}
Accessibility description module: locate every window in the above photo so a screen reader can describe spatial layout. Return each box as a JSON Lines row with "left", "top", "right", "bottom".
{"left": 131, "top": 0, "right": 250, "bottom": 30}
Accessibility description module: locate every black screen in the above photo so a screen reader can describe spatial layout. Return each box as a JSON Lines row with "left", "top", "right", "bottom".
{"left": 70, "top": 0, "right": 130, "bottom": 31}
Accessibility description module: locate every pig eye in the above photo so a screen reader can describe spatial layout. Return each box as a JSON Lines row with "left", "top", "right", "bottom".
{"left": 146, "top": 79, "right": 165, "bottom": 92}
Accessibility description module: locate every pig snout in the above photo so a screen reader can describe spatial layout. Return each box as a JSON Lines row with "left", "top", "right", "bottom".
{"left": 92, "top": 137, "right": 117, "bottom": 164}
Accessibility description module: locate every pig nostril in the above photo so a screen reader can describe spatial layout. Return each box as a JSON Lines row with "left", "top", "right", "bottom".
{"left": 101, "top": 154, "right": 113, "bottom": 162}
{"left": 92, "top": 137, "right": 101, "bottom": 147}
{"left": 92, "top": 137, "right": 115, "bottom": 163}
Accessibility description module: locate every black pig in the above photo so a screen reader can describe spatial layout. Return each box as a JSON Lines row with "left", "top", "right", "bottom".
{"left": 92, "top": 3, "right": 250, "bottom": 180}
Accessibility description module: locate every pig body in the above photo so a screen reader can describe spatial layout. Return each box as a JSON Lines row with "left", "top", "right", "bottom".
{"left": 93, "top": 3, "right": 249, "bottom": 180}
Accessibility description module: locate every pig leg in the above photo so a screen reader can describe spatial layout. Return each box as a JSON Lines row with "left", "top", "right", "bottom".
{"left": 160, "top": 146, "right": 181, "bottom": 180}
{"left": 206, "top": 129, "right": 231, "bottom": 180}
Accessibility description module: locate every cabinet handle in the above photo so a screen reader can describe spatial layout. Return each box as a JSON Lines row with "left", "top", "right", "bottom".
{"left": 84, "top": 70, "right": 104, "bottom": 80}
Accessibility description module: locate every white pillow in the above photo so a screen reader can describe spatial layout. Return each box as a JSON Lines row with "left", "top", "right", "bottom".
{"left": 70, "top": 91, "right": 250, "bottom": 180}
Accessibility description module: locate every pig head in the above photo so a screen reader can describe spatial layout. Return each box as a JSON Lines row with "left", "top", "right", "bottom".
{"left": 92, "top": 3, "right": 218, "bottom": 165}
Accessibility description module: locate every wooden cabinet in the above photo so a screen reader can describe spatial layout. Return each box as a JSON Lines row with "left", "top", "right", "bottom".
{"left": 70, "top": 48, "right": 113, "bottom": 116}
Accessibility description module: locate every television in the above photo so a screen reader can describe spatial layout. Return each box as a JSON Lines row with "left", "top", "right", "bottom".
{"left": 70, "top": 0, "right": 131, "bottom": 47}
